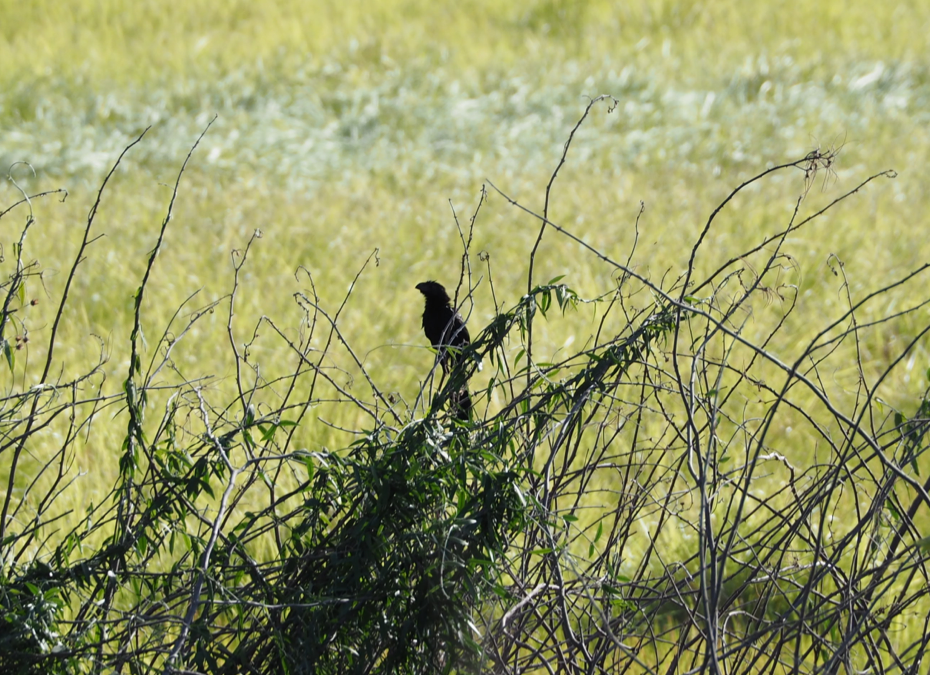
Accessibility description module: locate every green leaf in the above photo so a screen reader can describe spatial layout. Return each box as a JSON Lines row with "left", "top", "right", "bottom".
{"left": 539, "top": 290, "right": 551, "bottom": 316}
{"left": 2, "top": 338, "right": 13, "bottom": 372}
{"left": 887, "top": 500, "right": 901, "bottom": 522}
{"left": 562, "top": 514, "right": 578, "bottom": 523}
{"left": 491, "top": 584, "right": 514, "bottom": 600}
{"left": 199, "top": 475, "right": 215, "bottom": 499}
{"left": 589, "top": 522, "right": 602, "bottom": 557}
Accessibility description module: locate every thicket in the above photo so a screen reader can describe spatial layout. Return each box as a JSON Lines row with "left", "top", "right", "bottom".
{"left": 2, "top": 98, "right": 930, "bottom": 674}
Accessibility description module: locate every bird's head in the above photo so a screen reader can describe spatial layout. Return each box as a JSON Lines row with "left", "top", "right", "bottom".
{"left": 415, "top": 280, "right": 451, "bottom": 303}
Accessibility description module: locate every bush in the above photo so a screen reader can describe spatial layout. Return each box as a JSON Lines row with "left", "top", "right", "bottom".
{"left": 2, "top": 99, "right": 928, "bottom": 674}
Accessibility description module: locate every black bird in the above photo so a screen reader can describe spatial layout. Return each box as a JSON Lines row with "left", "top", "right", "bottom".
{"left": 415, "top": 280, "right": 473, "bottom": 420}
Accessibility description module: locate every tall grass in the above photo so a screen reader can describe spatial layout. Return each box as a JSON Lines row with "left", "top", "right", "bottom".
{"left": 3, "top": 1, "right": 928, "bottom": 408}
{"left": 2, "top": 98, "right": 930, "bottom": 673}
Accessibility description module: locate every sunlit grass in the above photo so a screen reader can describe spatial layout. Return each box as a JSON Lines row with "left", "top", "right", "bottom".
{"left": 2, "top": 0, "right": 930, "bottom": 666}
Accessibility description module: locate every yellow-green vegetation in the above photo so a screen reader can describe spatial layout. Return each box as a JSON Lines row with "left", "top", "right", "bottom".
{"left": 3, "top": 0, "right": 929, "bottom": 459}
{"left": 2, "top": 0, "right": 930, "bottom": 672}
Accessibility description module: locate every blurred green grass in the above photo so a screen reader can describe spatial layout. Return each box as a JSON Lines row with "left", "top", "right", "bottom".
{"left": 2, "top": 0, "right": 930, "bottom": 572}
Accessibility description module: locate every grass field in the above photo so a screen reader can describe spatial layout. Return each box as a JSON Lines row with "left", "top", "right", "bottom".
{"left": 2, "top": 0, "right": 930, "bottom": 670}
{"left": 4, "top": 1, "right": 928, "bottom": 465}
